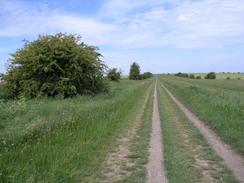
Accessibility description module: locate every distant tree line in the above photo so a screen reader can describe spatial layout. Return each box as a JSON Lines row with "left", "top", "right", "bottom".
{"left": 174, "top": 72, "right": 216, "bottom": 79}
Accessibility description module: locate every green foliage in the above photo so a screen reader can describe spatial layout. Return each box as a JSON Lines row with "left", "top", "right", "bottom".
{"left": 189, "top": 74, "right": 195, "bottom": 79}
{"left": 196, "top": 76, "right": 201, "bottom": 79}
{"left": 129, "top": 62, "right": 141, "bottom": 80}
{"left": 175, "top": 72, "right": 189, "bottom": 78}
{"left": 107, "top": 68, "right": 121, "bottom": 81}
{"left": 204, "top": 72, "right": 216, "bottom": 79}
{"left": 1, "top": 33, "right": 108, "bottom": 99}
{"left": 227, "top": 77, "right": 231, "bottom": 80}
{"left": 140, "top": 72, "right": 153, "bottom": 80}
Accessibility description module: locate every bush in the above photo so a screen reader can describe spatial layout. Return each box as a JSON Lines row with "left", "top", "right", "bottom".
{"left": 204, "top": 72, "right": 216, "bottom": 79}
{"left": 175, "top": 72, "right": 189, "bottom": 78}
{"left": 107, "top": 68, "right": 121, "bottom": 81}
{"left": 189, "top": 74, "right": 195, "bottom": 79}
{"left": 227, "top": 77, "right": 230, "bottom": 80}
{"left": 1, "top": 33, "right": 108, "bottom": 99}
{"left": 196, "top": 76, "right": 201, "bottom": 79}
{"left": 129, "top": 62, "right": 140, "bottom": 80}
{"left": 140, "top": 72, "right": 153, "bottom": 80}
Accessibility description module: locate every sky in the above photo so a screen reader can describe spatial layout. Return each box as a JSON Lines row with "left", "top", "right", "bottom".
{"left": 0, "top": 0, "right": 244, "bottom": 74}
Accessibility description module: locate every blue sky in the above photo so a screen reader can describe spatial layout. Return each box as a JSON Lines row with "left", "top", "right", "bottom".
{"left": 0, "top": 0, "right": 244, "bottom": 74}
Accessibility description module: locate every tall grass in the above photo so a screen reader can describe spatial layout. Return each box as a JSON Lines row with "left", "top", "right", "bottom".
{"left": 160, "top": 75, "right": 244, "bottom": 156}
{"left": 157, "top": 82, "right": 238, "bottom": 183}
{"left": 0, "top": 79, "right": 152, "bottom": 182}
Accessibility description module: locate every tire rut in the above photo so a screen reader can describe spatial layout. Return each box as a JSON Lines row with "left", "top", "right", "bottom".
{"left": 100, "top": 84, "right": 152, "bottom": 183}
{"left": 161, "top": 83, "right": 244, "bottom": 183}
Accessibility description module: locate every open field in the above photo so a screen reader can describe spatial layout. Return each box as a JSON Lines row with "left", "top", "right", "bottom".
{"left": 191, "top": 73, "right": 244, "bottom": 79}
{"left": 1, "top": 76, "right": 244, "bottom": 183}
{"left": 160, "top": 75, "right": 244, "bottom": 156}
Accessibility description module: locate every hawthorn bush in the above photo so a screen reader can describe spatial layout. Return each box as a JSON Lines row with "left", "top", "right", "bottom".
{"left": 1, "top": 33, "right": 108, "bottom": 98}
{"left": 175, "top": 72, "right": 189, "bottom": 78}
{"left": 141, "top": 72, "right": 153, "bottom": 79}
{"left": 205, "top": 72, "right": 216, "bottom": 79}
{"left": 107, "top": 68, "right": 121, "bottom": 81}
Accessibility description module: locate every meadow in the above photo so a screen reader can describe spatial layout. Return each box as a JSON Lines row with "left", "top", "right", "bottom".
{"left": 0, "top": 79, "right": 152, "bottom": 182}
{"left": 1, "top": 75, "right": 244, "bottom": 183}
{"left": 160, "top": 75, "right": 244, "bottom": 156}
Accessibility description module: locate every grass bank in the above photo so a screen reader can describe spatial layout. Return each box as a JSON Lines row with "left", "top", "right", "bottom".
{"left": 119, "top": 81, "right": 154, "bottom": 183}
{"left": 0, "top": 79, "right": 152, "bottom": 182}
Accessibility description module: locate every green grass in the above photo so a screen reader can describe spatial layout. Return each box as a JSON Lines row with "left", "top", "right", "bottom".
{"left": 192, "top": 73, "right": 244, "bottom": 80}
{"left": 160, "top": 75, "right": 244, "bottom": 156}
{"left": 0, "top": 79, "right": 152, "bottom": 182}
{"left": 157, "top": 83, "right": 238, "bottom": 183}
{"left": 119, "top": 82, "right": 154, "bottom": 183}
{"left": 121, "top": 75, "right": 129, "bottom": 79}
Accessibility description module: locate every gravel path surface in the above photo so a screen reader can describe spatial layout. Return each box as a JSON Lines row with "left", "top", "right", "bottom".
{"left": 146, "top": 84, "right": 167, "bottom": 183}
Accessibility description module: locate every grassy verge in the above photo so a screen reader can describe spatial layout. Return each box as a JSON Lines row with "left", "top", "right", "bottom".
{"left": 157, "top": 83, "right": 238, "bottom": 183}
{"left": 160, "top": 75, "right": 244, "bottom": 156}
{"left": 0, "top": 79, "right": 152, "bottom": 183}
{"left": 118, "top": 82, "right": 154, "bottom": 183}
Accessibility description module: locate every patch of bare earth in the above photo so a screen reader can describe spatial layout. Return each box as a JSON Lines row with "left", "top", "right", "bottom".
{"left": 146, "top": 84, "right": 167, "bottom": 183}
{"left": 100, "top": 86, "right": 151, "bottom": 183}
{"left": 161, "top": 84, "right": 244, "bottom": 183}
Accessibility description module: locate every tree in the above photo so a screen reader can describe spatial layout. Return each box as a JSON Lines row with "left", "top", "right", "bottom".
{"left": 107, "top": 68, "right": 121, "bottom": 81}
{"left": 129, "top": 62, "right": 140, "bottom": 80}
{"left": 196, "top": 76, "right": 201, "bottom": 79}
{"left": 205, "top": 72, "right": 216, "bottom": 79}
{"left": 140, "top": 72, "right": 153, "bottom": 79}
{"left": 1, "top": 33, "right": 108, "bottom": 98}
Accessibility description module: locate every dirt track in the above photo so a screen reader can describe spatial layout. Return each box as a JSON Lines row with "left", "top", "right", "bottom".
{"left": 146, "top": 84, "right": 167, "bottom": 183}
{"left": 161, "top": 83, "right": 244, "bottom": 183}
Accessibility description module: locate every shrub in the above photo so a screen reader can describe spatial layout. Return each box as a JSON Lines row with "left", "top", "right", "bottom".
{"left": 196, "top": 76, "right": 201, "bottom": 79}
{"left": 129, "top": 62, "right": 140, "bottom": 80}
{"left": 140, "top": 72, "right": 153, "bottom": 80}
{"left": 237, "top": 77, "right": 241, "bottom": 80}
{"left": 107, "top": 68, "right": 121, "bottom": 81}
{"left": 1, "top": 33, "right": 108, "bottom": 99}
{"left": 175, "top": 72, "right": 189, "bottom": 78}
{"left": 189, "top": 74, "right": 195, "bottom": 79}
{"left": 227, "top": 77, "right": 230, "bottom": 80}
{"left": 205, "top": 72, "right": 216, "bottom": 79}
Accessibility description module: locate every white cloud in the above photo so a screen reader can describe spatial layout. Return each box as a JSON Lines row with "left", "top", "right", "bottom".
{"left": 0, "top": 0, "right": 115, "bottom": 45}
{"left": 1, "top": 0, "right": 244, "bottom": 49}
{"left": 99, "top": 0, "right": 244, "bottom": 48}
